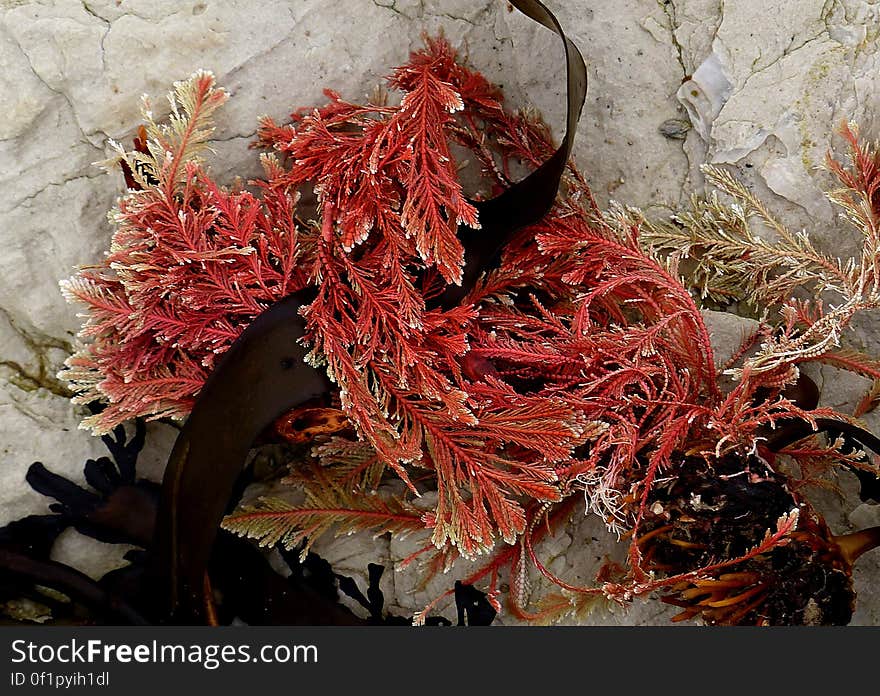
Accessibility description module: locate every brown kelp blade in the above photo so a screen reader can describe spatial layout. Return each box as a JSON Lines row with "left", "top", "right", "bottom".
{"left": 833, "top": 526, "right": 880, "bottom": 566}
{"left": 150, "top": 290, "right": 329, "bottom": 620}
{"left": 0, "top": 548, "right": 148, "bottom": 625}
{"left": 766, "top": 415, "right": 880, "bottom": 502}
{"left": 766, "top": 416, "right": 880, "bottom": 457}
{"left": 152, "top": 0, "right": 587, "bottom": 623}
{"left": 438, "top": 0, "right": 588, "bottom": 308}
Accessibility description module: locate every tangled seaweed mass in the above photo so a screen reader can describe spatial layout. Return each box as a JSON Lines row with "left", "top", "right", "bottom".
{"left": 15, "top": 9, "right": 880, "bottom": 625}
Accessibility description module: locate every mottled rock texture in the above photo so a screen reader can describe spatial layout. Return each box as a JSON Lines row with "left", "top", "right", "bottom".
{"left": 2, "top": 0, "right": 879, "bottom": 624}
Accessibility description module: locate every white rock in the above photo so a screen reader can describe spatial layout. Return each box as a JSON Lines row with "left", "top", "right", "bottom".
{"left": 700, "top": 309, "right": 758, "bottom": 373}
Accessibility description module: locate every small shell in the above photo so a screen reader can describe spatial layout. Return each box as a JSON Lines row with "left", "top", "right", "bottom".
{"left": 658, "top": 118, "right": 691, "bottom": 140}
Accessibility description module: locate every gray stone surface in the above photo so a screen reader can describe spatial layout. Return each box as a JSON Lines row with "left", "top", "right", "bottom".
{"left": 2, "top": 0, "right": 880, "bottom": 624}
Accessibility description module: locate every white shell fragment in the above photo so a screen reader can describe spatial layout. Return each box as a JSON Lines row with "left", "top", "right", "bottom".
{"left": 677, "top": 53, "right": 733, "bottom": 142}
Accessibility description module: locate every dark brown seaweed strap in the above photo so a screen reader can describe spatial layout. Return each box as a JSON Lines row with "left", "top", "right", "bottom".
{"left": 438, "top": 0, "right": 587, "bottom": 307}
{"left": 766, "top": 417, "right": 880, "bottom": 456}
{"left": 0, "top": 548, "right": 148, "bottom": 625}
{"left": 765, "top": 416, "right": 880, "bottom": 502}
{"left": 150, "top": 290, "right": 328, "bottom": 620}
{"left": 152, "top": 0, "right": 586, "bottom": 622}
